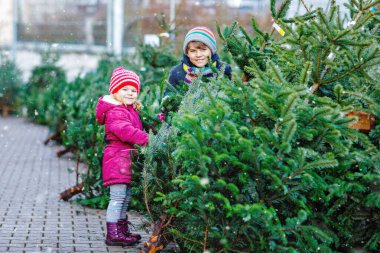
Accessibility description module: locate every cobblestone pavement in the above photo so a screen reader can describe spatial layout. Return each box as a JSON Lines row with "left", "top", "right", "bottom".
{"left": 0, "top": 117, "right": 165, "bottom": 253}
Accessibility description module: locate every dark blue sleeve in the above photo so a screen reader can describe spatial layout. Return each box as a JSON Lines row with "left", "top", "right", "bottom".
{"left": 168, "top": 67, "right": 179, "bottom": 87}
{"left": 224, "top": 64, "right": 232, "bottom": 80}
{"left": 165, "top": 65, "right": 184, "bottom": 96}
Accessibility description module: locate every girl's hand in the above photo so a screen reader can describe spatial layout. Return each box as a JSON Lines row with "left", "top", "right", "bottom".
{"left": 133, "top": 100, "right": 143, "bottom": 110}
{"left": 157, "top": 113, "right": 165, "bottom": 122}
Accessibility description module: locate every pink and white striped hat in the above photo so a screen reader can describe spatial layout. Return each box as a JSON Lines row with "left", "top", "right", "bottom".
{"left": 109, "top": 67, "right": 140, "bottom": 94}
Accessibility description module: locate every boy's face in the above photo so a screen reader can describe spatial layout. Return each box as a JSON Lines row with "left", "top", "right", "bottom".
{"left": 113, "top": 85, "right": 138, "bottom": 105}
{"left": 186, "top": 41, "right": 212, "bottom": 68}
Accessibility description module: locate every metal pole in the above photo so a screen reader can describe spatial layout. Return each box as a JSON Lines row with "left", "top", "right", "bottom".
{"left": 12, "top": 0, "right": 18, "bottom": 62}
{"left": 113, "top": 0, "right": 124, "bottom": 57}
{"left": 170, "top": 0, "right": 175, "bottom": 42}
{"left": 107, "top": 0, "right": 113, "bottom": 53}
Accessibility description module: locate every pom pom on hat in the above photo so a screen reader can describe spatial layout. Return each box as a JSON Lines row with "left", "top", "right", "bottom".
{"left": 109, "top": 67, "right": 140, "bottom": 94}
{"left": 183, "top": 26, "right": 217, "bottom": 54}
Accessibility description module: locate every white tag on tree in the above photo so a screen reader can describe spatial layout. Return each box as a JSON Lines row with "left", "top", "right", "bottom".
{"left": 273, "top": 22, "right": 285, "bottom": 36}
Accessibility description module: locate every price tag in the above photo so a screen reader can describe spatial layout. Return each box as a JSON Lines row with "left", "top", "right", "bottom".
{"left": 273, "top": 22, "right": 285, "bottom": 36}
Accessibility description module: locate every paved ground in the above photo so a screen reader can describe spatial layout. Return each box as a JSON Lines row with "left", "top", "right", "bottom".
{"left": 0, "top": 116, "right": 162, "bottom": 253}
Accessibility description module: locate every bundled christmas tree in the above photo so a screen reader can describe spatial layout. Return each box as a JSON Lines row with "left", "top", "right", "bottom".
{"left": 0, "top": 53, "right": 22, "bottom": 116}
{"left": 142, "top": 0, "right": 379, "bottom": 252}
{"left": 24, "top": 50, "right": 66, "bottom": 128}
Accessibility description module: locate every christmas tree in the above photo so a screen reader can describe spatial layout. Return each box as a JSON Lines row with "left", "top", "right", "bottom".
{"left": 142, "top": 0, "right": 379, "bottom": 252}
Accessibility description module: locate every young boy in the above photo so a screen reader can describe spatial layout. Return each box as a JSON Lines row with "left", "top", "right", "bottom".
{"left": 168, "top": 26, "right": 232, "bottom": 89}
{"left": 157, "top": 26, "right": 232, "bottom": 121}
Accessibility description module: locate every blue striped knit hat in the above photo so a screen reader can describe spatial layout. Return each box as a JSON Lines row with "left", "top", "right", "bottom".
{"left": 183, "top": 26, "right": 217, "bottom": 54}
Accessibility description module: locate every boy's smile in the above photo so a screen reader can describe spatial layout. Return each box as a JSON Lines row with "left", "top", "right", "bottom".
{"left": 186, "top": 42, "right": 212, "bottom": 68}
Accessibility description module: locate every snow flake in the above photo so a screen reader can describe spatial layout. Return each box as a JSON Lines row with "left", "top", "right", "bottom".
{"left": 200, "top": 177, "right": 210, "bottom": 186}
{"left": 243, "top": 214, "right": 251, "bottom": 222}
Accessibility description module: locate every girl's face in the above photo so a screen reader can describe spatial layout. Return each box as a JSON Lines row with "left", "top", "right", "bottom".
{"left": 186, "top": 41, "right": 212, "bottom": 68}
{"left": 113, "top": 85, "right": 138, "bottom": 105}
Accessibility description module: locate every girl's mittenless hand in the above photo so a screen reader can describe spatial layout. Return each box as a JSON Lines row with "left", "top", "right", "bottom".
{"left": 133, "top": 101, "right": 143, "bottom": 110}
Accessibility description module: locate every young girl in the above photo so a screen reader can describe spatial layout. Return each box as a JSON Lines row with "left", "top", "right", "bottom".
{"left": 95, "top": 67, "right": 148, "bottom": 246}
{"left": 168, "top": 26, "right": 232, "bottom": 89}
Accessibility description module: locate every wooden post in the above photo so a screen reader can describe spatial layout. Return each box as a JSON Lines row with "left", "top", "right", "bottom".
{"left": 2, "top": 105, "right": 10, "bottom": 117}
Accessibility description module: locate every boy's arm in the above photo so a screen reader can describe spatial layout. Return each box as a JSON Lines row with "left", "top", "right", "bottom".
{"left": 224, "top": 64, "right": 233, "bottom": 80}
{"left": 165, "top": 75, "right": 177, "bottom": 96}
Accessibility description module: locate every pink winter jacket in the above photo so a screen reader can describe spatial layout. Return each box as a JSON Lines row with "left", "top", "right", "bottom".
{"left": 95, "top": 96, "right": 148, "bottom": 186}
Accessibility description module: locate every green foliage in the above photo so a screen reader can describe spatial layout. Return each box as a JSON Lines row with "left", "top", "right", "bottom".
{"left": 0, "top": 53, "right": 22, "bottom": 110}
{"left": 24, "top": 51, "right": 66, "bottom": 125}
{"left": 142, "top": 0, "right": 380, "bottom": 252}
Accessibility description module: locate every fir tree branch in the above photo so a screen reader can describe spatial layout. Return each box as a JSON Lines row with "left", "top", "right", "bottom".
{"left": 256, "top": 100, "right": 277, "bottom": 121}
{"left": 163, "top": 212, "right": 176, "bottom": 229}
{"left": 269, "top": 61, "right": 286, "bottom": 85}
{"left": 310, "top": 4, "right": 375, "bottom": 94}
{"left": 281, "top": 94, "right": 298, "bottom": 118}
{"left": 169, "top": 228, "right": 203, "bottom": 245}
{"left": 300, "top": 0, "right": 310, "bottom": 13}
{"left": 304, "top": 107, "right": 331, "bottom": 128}
{"left": 239, "top": 26, "right": 254, "bottom": 46}
{"left": 302, "top": 159, "right": 338, "bottom": 170}
{"left": 251, "top": 18, "right": 265, "bottom": 38}
{"left": 245, "top": 60, "right": 266, "bottom": 81}
{"left": 299, "top": 61, "right": 312, "bottom": 85}
{"left": 143, "top": 166, "right": 154, "bottom": 220}
{"left": 298, "top": 35, "right": 308, "bottom": 61}
{"left": 282, "top": 159, "right": 337, "bottom": 187}
{"left": 270, "top": 0, "right": 277, "bottom": 18}
{"left": 317, "top": 10, "right": 333, "bottom": 38}
{"left": 282, "top": 119, "right": 297, "bottom": 144}
{"left": 312, "top": 128, "right": 328, "bottom": 149}
{"left": 319, "top": 61, "right": 364, "bottom": 85}
{"left": 333, "top": 29, "right": 351, "bottom": 41}
{"left": 203, "top": 223, "right": 209, "bottom": 252}
{"left": 365, "top": 0, "right": 380, "bottom": 10}
{"left": 276, "top": 0, "right": 292, "bottom": 19}
{"left": 235, "top": 79, "right": 257, "bottom": 127}
{"left": 342, "top": 91, "right": 378, "bottom": 106}
{"left": 329, "top": 2, "right": 337, "bottom": 22}
{"left": 314, "top": 50, "right": 322, "bottom": 83}
{"left": 260, "top": 28, "right": 275, "bottom": 52}
{"left": 265, "top": 183, "right": 302, "bottom": 203}
{"left": 216, "top": 21, "right": 225, "bottom": 41}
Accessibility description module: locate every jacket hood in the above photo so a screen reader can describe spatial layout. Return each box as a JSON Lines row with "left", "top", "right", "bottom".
{"left": 95, "top": 95, "right": 121, "bottom": 125}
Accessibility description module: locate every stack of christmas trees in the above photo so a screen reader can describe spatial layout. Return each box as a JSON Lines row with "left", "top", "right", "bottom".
{"left": 142, "top": 0, "right": 379, "bottom": 252}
